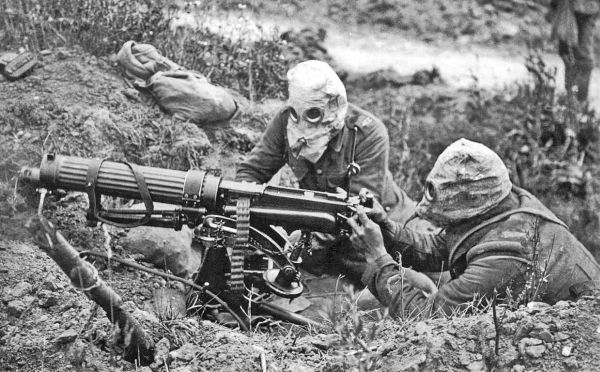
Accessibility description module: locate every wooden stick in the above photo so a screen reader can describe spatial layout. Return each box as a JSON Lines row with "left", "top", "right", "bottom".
{"left": 26, "top": 215, "right": 155, "bottom": 365}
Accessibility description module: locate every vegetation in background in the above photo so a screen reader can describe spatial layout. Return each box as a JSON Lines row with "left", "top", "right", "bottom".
{"left": 0, "top": 0, "right": 290, "bottom": 100}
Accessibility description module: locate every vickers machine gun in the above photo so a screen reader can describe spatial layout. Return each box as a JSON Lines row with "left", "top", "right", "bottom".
{"left": 21, "top": 154, "right": 373, "bottom": 327}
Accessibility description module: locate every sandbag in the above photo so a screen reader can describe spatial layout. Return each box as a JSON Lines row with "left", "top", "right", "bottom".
{"left": 117, "top": 40, "right": 180, "bottom": 80}
{"left": 148, "top": 70, "right": 238, "bottom": 124}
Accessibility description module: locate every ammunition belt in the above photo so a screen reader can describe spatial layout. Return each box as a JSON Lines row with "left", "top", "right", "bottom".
{"left": 230, "top": 197, "right": 250, "bottom": 294}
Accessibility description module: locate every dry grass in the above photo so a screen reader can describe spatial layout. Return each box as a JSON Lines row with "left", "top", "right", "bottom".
{"left": 0, "top": 0, "right": 290, "bottom": 100}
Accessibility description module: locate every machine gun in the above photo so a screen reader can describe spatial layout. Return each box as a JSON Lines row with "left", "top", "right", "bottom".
{"left": 20, "top": 154, "right": 373, "bottom": 326}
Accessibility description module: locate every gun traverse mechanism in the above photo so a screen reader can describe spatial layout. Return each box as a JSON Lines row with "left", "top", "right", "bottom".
{"left": 21, "top": 154, "right": 373, "bottom": 323}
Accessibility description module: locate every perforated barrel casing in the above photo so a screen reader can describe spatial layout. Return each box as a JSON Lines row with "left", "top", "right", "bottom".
{"left": 38, "top": 154, "right": 191, "bottom": 204}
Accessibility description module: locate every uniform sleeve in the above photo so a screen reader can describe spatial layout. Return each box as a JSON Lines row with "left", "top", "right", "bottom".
{"left": 235, "top": 113, "right": 287, "bottom": 183}
{"left": 349, "top": 122, "right": 388, "bottom": 200}
{"left": 362, "top": 244, "right": 530, "bottom": 318}
{"left": 380, "top": 220, "right": 449, "bottom": 272}
{"left": 432, "top": 255, "right": 528, "bottom": 314}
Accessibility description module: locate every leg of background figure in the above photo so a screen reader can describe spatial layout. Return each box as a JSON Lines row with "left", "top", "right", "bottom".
{"left": 573, "top": 14, "right": 596, "bottom": 102}
{"left": 559, "top": 39, "right": 577, "bottom": 96}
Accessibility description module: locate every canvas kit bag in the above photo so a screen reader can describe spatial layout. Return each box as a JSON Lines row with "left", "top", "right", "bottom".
{"left": 117, "top": 41, "right": 238, "bottom": 124}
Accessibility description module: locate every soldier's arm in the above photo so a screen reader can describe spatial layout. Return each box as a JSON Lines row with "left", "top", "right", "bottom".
{"left": 362, "top": 242, "right": 530, "bottom": 318}
{"left": 235, "top": 112, "right": 287, "bottom": 183}
{"left": 384, "top": 223, "right": 449, "bottom": 272}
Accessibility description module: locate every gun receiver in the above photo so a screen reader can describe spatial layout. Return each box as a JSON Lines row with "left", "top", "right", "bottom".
{"left": 20, "top": 154, "right": 373, "bottom": 303}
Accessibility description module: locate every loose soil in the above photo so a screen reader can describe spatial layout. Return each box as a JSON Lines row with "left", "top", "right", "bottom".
{"left": 1, "top": 2, "right": 600, "bottom": 371}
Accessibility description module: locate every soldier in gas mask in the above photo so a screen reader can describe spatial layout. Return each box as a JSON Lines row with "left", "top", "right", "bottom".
{"left": 236, "top": 60, "right": 422, "bottom": 287}
{"left": 349, "top": 138, "right": 600, "bottom": 318}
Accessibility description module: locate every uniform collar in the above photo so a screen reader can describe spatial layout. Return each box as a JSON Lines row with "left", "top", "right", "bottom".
{"left": 330, "top": 122, "right": 351, "bottom": 153}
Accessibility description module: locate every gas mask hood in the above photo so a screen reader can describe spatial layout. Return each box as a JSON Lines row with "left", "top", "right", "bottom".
{"left": 285, "top": 60, "right": 348, "bottom": 164}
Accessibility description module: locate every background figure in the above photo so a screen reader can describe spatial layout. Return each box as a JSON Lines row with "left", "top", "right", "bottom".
{"left": 550, "top": 0, "right": 599, "bottom": 102}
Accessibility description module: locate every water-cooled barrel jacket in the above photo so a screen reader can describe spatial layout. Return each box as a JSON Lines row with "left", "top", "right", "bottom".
{"left": 362, "top": 187, "right": 600, "bottom": 317}
{"left": 235, "top": 103, "right": 412, "bottom": 216}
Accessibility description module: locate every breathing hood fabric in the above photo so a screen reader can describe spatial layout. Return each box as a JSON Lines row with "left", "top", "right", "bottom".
{"left": 416, "top": 138, "right": 512, "bottom": 225}
{"left": 285, "top": 60, "right": 348, "bottom": 163}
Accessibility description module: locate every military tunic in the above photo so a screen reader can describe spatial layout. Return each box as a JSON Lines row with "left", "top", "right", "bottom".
{"left": 362, "top": 187, "right": 600, "bottom": 317}
{"left": 236, "top": 103, "right": 416, "bottom": 282}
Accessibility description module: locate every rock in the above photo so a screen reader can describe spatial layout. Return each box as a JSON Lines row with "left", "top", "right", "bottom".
{"left": 42, "top": 279, "right": 59, "bottom": 291}
{"left": 120, "top": 203, "right": 202, "bottom": 277}
{"left": 311, "top": 334, "right": 339, "bottom": 350}
{"left": 493, "top": 20, "right": 520, "bottom": 39}
{"left": 554, "top": 300, "right": 570, "bottom": 308}
{"left": 513, "top": 320, "right": 534, "bottom": 341}
{"left": 563, "top": 357, "right": 579, "bottom": 369}
{"left": 466, "top": 360, "right": 486, "bottom": 372}
{"left": 151, "top": 337, "right": 170, "bottom": 368}
{"left": 458, "top": 350, "right": 471, "bottom": 366}
{"left": 498, "top": 346, "right": 519, "bottom": 366}
{"left": 555, "top": 332, "right": 569, "bottom": 342}
{"left": 512, "top": 365, "right": 525, "bottom": 372}
{"left": 561, "top": 345, "right": 573, "bottom": 357}
{"left": 414, "top": 321, "right": 432, "bottom": 336}
{"left": 122, "top": 88, "right": 141, "bottom": 101}
{"left": 518, "top": 337, "right": 543, "bottom": 357}
{"left": 525, "top": 344, "right": 546, "bottom": 358}
{"left": 529, "top": 323, "right": 553, "bottom": 343}
{"left": 12, "top": 281, "right": 32, "bottom": 298}
{"left": 7, "top": 300, "right": 27, "bottom": 317}
{"left": 169, "top": 342, "right": 202, "bottom": 362}
{"left": 57, "top": 50, "right": 70, "bottom": 60}
{"left": 526, "top": 301, "right": 550, "bottom": 314}
{"left": 56, "top": 329, "right": 78, "bottom": 344}
{"left": 37, "top": 290, "right": 59, "bottom": 308}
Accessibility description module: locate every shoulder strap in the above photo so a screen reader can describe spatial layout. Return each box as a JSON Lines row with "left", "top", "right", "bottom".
{"left": 448, "top": 207, "right": 568, "bottom": 265}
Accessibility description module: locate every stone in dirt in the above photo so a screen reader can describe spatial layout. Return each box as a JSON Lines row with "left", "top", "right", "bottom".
{"left": 55, "top": 328, "right": 78, "bottom": 344}
{"left": 169, "top": 342, "right": 202, "bottom": 362}
{"left": 466, "top": 360, "right": 486, "bottom": 372}
{"left": 561, "top": 345, "right": 573, "bottom": 357}
{"left": 37, "top": 289, "right": 59, "bottom": 308}
{"left": 525, "top": 344, "right": 546, "bottom": 358}
{"left": 11, "top": 281, "right": 32, "bottom": 298}
{"left": 518, "top": 337, "right": 544, "bottom": 357}
{"left": 151, "top": 337, "right": 171, "bottom": 369}
{"left": 6, "top": 300, "right": 27, "bottom": 317}
{"left": 529, "top": 322, "right": 553, "bottom": 343}
{"left": 526, "top": 302, "right": 550, "bottom": 314}
{"left": 563, "top": 357, "right": 579, "bottom": 369}
{"left": 119, "top": 203, "right": 202, "bottom": 278}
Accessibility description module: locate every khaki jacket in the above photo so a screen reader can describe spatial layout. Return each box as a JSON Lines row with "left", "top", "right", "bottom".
{"left": 363, "top": 187, "right": 600, "bottom": 317}
{"left": 236, "top": 103, "right": 416, "bottom": 282}
{"left": 235, "top": 103, "right": 414, "bottom": 220}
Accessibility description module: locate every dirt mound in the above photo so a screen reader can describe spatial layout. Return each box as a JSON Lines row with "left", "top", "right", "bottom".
{"left": 2, "top": 234, "right": 599, "bottom": 371}
{"left": 1, "top": 5, "right": 600, "bottom": 369}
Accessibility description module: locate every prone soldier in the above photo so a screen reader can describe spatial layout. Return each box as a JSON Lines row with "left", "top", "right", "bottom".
{"left": 349, "top": 138, "right": 600, "bottom": 318}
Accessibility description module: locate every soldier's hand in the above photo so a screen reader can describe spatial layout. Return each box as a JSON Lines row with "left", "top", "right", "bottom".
{"left": 348, "top": 205, "right": 387, "bottom": 265}
{"left": 368, "top": 198, "right": 388, "bottom": 224}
